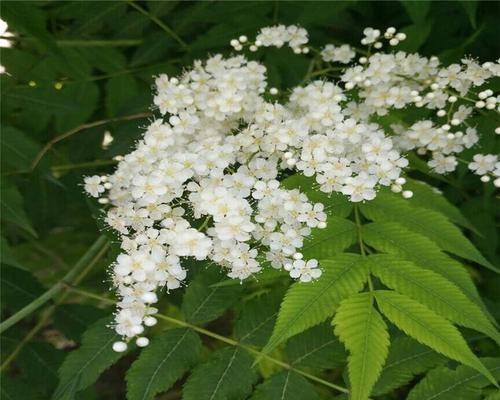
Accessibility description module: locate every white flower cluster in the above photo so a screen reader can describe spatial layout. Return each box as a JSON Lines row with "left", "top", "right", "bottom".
{"left": 84, "top": 25, "right": 500, "bottom": 351}
{"left": 339, "top": 51, "right": 499, "bottom": 175}
{"left": 231, "top": 24, "right": 309, "bottom": 54}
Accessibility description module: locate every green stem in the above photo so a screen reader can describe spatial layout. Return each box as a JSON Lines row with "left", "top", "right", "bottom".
{"left": 65, "top": 286, "right": 350, "bottom": 394}
{"left": 127, "top": 1, "right": 188, "bottom": 49}
{"left": 52, "top": 159, "right": 118, "bottom": 173}
{"left": 354, "top": 205, "right": 374, "bottom": 291}
{"left": 56, "top": 39, "right": 143, "bottom": 47}
{"left": 0, "top": 235, "right": 109, "bottom": 334}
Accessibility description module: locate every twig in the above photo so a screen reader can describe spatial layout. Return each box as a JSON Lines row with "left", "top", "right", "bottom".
{"left": 0, "top": 237, "right": 110, "bottom": 371}
{"left": 10, "top": 112, "right": 152, "bottom": 175}
{"left": 127, "top": 1, "right": 188, "bottom": 50}
{"left": 0, "top": 236, "right": 109, "bottom": 334}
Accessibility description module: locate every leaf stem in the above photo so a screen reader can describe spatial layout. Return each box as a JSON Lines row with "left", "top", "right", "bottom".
{"left": 127, "top": 1, "right": 188, "bottom": 50}
{"left": 0, "top": 235, "right": 109, "bottom": 334}
{"left": 64, "top": 286, "right": 350, "bottom": 394}
{"left": 51, "top": 159, "right": 118, "bottom": 174}
{"left": 354, "top": 205, "right": 374, "bottom": 291}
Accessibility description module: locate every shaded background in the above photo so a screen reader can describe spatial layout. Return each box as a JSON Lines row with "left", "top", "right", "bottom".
{"left": 1, "top": 1, "right": 499, "bottom": 399}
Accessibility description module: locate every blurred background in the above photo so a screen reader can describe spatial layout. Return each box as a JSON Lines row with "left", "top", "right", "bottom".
{"left": 1, "top": 1, "right": 499, "bottom": 399}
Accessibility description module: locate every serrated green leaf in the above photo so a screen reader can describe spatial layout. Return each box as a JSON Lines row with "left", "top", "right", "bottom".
{"left": 262, "top": 254, "right": 367, "bottom": 355}
{"left": 17, "top": 342, "right": 65, "bottom": 396}
{"left": 182, "top": 268, "right": 243, "bottom": 325}
{"left": 373, "top": 336, "right": 446, "bottom": 395}
{"left": 360, "top": 191, "right": 497, "bottom": 272}
{"left": 362, "top": 222, "right": 487, "bottom": 313}
{"left": 281, "top": 174, "right": 353, "bottom": 218}
{"left": 234, "top": 292, "right": 281, "bottom": 347}
{"left": 368, "top": 254, "right": 500, "bottom": 344}
{"left": 53, "top": 304, "right": 107, "bottom": 341}
{"left": 286, "top": 323, "right": 346, "bottom": 370}
{"left": 374, "top": 291, "right": 496, "bottom": 385}
{"left": 407, "top": 358, "right": 500, "bottom": 400}
{"left": 301, "top": 216, "right": 357, "bottom": 259}
{"left": 250, "top": 371, "right": 320, "bottom": 400}
{"left": 333, "top": 292, "right": 390, "bottom": 400}
{"left": 404, "top": 179, "right": 472, "bottom": 229}
{"left": 53, "top": 316, "right": 128, "bottom": 400}
{"left": 126, "top": 329, "right": 201, "bottom": 400}
{"left": 183, "top": 347, "right": 258, "bottom": 400}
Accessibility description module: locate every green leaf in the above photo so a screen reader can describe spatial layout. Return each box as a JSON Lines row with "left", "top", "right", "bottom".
{"left": 0, "top": 375, "right": 43, "bottom": 400}
{"left": 301, "top": 216, "right": 357, "bottom": 259}
{"left": 53, "top": 316, "right": 128, "bottom": 400}
{"left": 401, "top": 1, "right": 431, "bottom": 23}
{"left": 126, "top": 329, "right": 201, "bottom": 400}
{"left": 17, "top": 342, "right": 65, "bottom": 396}
{"left": 1, "top": 2, "right": 57, "bottom": 51}
{"left": 1, "top": 265, "right": 44, "bottom": 309}
{"left": 0, "top": 236, "right": 24, "bottom": 269}
{"left": 263, "top": 254, "right": 367, "bottom": 355}
{"left": 333, "top": 292, "right": 390, "bottom": 400}
{"left": 362, "top": 222, "right": 487, "bottom": 313}
{"left": 54, "top": 82, "right": 99, "bottom": 132}
{"left": 360, "top": 192, "right": 497, "bottom": 272}
{"left": 183, "top": 347, "right": 258, "bottom": 400}
{"left": 407, "top": 358, "right": 500, "bottom": 400}
{"left": 374, "top": 291, "right": 496, "bottom": 385}
{"left": 105, "top": 75, "right": 139, "bottom": 117}
{"left": 1, "top": 180, "right": 37, "bottom": 237}
{"left": 281, "top": 174, "right": 353, "bottom": 218}
{"left": 460, "top": 1, "right": 478, "bottom": 29}
{"left": 182, "top": 268, "right": 243, "bottom": 325}
{"left": 286, "top": 323, "right": 346, "bottom": 370}
{"left": 234, "top": 292, "right": 281, "bottom": 347}
{"left": 368, "top": 254, "right": 500, "bottom": 344}
{"left": 399, "top": 23, "right": 432, "bottom": 52}
{"left": 403, "top": 179, "right": 472, "bottom": 229}
{"left": 373, "top": 337, "right": 446, "bottom": 395}
{"left": 250, "top": 371, "right": 320, "bottom": 400}
{"left": 53, "top": 304, "right": 107, "bottom": 341}
{"left": 0, "top": 126, "right": 40, "bottom": 172}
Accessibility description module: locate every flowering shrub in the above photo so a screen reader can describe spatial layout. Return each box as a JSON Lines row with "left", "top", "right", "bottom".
{"left": 84, "top": 24, "right": 499, "bottom": 355}
{"left": 2, "top": 3, "right": 499, "bottom": 400}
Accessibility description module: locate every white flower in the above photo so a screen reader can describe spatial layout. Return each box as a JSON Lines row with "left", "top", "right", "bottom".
{"left": 321, "top": 44, "right": 355, "bottom": 64}
{"left": 469, "top": 154, "right": 498, "bottom": 175}
{"left": 286, "top": 259, "right": 322, "bottom": 282}
{"left": 84, "top": 176, "right": 105, "bottom": 198}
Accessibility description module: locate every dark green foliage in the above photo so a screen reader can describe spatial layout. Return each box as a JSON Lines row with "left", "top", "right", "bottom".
{"left": 1, "top": 2, "right": 499, "bottom": 400}
{"left": 250, "top": 371, "right": 320, "bottom": 400}
{"left": 182, "top": 267, "right": 243, "bottom": 325}
{"left": 126, "top": 329, "right": 202, "bottom": 400}
{"left": 183, "top": 347, "right": 258, "bottom": 400}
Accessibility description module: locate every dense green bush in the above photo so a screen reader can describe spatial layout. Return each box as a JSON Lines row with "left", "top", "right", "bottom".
{"left": 1, "top": 2, "right": 499, "bottom": 400}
